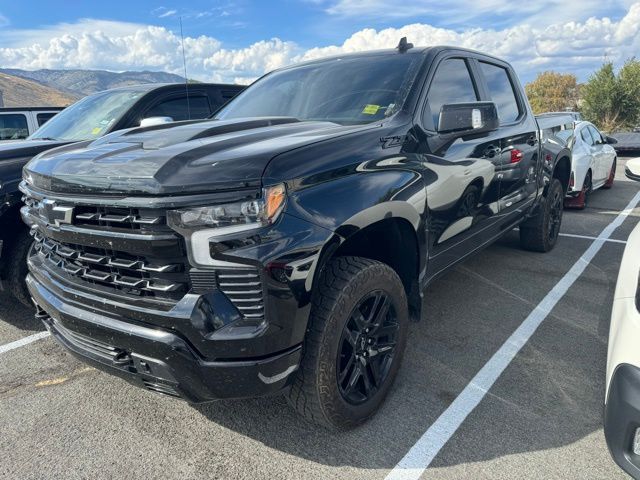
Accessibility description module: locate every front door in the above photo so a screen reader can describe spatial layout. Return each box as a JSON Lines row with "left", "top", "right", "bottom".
{"left": 414, "top": 56, "right": 504, "bottom": 277}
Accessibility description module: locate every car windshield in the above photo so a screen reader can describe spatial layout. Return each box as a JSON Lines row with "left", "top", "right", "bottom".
{"left": 29, "top": 89, "right": 145, "bottom": 142}
{"left": 215, "top": 53, "right": 422, "bottom": 125}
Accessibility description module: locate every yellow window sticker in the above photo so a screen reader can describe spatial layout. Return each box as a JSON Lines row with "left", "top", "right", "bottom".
{"left": 91, "top": 127, "right": 102, "bottom": 135}
{"left": 362, "top": 104, "right": 381, "bottom": 115}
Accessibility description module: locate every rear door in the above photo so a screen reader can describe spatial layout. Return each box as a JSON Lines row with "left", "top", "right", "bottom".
{"left": 474, "top": 59, "right": 539, "bottom": 224}
{"left": 587, "top": 125, "right": 608, "bottom": 183}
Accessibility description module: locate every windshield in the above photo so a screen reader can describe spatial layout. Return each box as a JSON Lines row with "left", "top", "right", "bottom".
{"left": 29, "top": 89, "right": 145, "bottom": 142}
{"left": 216, "top": 53, "right": 422, "bottom": 125}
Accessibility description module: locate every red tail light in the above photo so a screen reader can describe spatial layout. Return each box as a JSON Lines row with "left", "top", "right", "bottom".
{"left": 510, "top": 149, "right": 523, "bottom": 163}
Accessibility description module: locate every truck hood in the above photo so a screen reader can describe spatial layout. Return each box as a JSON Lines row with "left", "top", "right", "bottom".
{"left": 24, "top": 117, "right": 370, "bottom": 195}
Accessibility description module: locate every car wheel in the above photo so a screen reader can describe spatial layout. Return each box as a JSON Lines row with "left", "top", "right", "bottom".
{"left": 520, "top": 178, "right": 564, "bottom": 253}
{"left": 287, "top": 256, "right": 408, "bottom": 430}
{"left": 564, "top": 170, "right": 591, "bottom": 210}
{"left": 602, "top": 158, "right": 616, "bottom": 189}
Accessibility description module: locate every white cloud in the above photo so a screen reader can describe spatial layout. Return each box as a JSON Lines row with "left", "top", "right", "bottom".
{"left": 0, "top": 13, "right": 8, "bottom": 27}
{"left": 0, "top": 4, "right": 638, "bottom": 85}
{"left": 158, "top": 9, "right": 177, "bottom": 18}
{"left": 324, "top": 0, "right": 637, "bottom": 26}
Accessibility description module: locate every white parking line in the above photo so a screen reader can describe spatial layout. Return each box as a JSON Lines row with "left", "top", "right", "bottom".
{"left": 559, "top": 232, "right": 627, "bottom": 244}
{"left": 0, "top": 331, "right": 50, "bottom": 355}
{"left": 385, "top": 190, "right": 640, "bottom": 480}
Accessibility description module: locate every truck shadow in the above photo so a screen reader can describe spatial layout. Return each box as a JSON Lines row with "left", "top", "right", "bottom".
{"left": 193, "top": 229, "right": 617, "bottom": 471}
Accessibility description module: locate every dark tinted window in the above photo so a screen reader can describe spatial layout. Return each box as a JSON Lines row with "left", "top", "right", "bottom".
{"left": 580, "top": 127, "right": 594, "bottom": 146}
{"left": 145, "top": 95, "right": 212, "bottom": 121}
{"left": 479, "top": 62, "right": 520, "bottom": 123}
{"left": 36, "top": 112, "right": 58, "bottom": 126}
{"left": 0, "top": 113, "right": 28, "bottom": 140}
{"left": 424, "top": 59, "right": 478, "bottom": 130}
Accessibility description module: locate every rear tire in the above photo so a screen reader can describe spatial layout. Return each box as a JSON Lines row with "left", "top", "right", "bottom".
{"left": 287, "top": 256, "right": 408, "bottom": 430}
{"left": 602, "top": 158, "right": 616, "bottom": 189}
{"left": 520, "top": 178, "right": 564, "bottom": 253}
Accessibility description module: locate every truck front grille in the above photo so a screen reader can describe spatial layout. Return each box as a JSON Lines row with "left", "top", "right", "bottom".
{"left": 33, "top": 234, "right": 188, "bottom": 301}
{"left": 22, "top": 192, "right": 266, "bottom": 317}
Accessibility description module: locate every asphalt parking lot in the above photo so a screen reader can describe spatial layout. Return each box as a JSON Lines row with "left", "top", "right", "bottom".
{"left": 1, "top": 158, "right": 639, "bottom": 480}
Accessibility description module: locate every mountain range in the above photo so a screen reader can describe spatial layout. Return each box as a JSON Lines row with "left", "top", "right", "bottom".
{"left": 0, "top": 68, "right": 187, "bottom": 107}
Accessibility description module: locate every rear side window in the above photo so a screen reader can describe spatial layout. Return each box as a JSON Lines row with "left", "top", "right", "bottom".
{"left": 145, "top": 95, "right": 212, "bottom": 121}
{"left": 580, "top": 128, "right": 594, "bottom": 146}
{"left": 0, "top": 113, "right": 28, "bottom": 140}
{"left": 479, "top": 62, "right": 520, "bottom": 123}
{"left": 36, "top": 112, "right": 57, "bottom": 126}
{"left": 587, "top": 125, "right": 602, "bottom": 144}
{"left": 424, "top": 58, "right": 478, "bottom": 131}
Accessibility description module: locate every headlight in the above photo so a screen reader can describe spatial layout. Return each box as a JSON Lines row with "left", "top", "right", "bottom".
{"left": 167, "top": 184, "right": 286, "bottom": 267}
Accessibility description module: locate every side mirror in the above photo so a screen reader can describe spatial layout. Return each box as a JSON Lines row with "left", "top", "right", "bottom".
{"left": 605, "top": 135, "right": 618, "bottom": 145}
{"left": 625, "top": 158, "right": 640, "bottom": 182}
{"left": 140, "top": 116, "right": 174, "bottom": 128}
{"left": 437, "top": 102, "right": 499, "bottom": 136}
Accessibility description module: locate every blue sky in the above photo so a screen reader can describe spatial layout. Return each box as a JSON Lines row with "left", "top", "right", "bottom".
{"left": 0, "top": 1, "right": 639, "bottom": 84}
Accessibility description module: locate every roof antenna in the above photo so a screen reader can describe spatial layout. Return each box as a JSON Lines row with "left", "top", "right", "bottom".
{"left": 396, "top": 37, "right": 413, "bottom": 53}
{"left": 179, "top": 16, "right": 191, "bottom": 120}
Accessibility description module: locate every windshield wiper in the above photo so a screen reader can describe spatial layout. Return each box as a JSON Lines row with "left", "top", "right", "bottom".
{"left": 30, "top": 137, "right": 58, "bottom": 141}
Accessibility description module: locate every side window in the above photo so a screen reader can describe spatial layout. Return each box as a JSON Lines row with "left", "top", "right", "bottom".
{"left": 423, "top": 58, "right": 478, "bottom": 131}
{"left": 479, "top": 62, "right": 520, "bottom": 123}
{"left": 145, "top": 95, "right": 212, "bottom": 121}
{"left": 580, "top": 128, "right": 594, "bottom": 146}
{"left": 0, "top": 113, "right": 29, "bottom": 140}
{"left": 36, "top": 112, "right": 58, "bottom": 126}
{"left": 588, "top": 125, "right": 602, "bottom": 144}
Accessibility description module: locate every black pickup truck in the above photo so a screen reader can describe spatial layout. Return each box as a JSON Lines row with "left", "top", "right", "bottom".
{"left": 21, "top": 43, "right": 571, "bottom": 429}
{"left": 1, "top": 82, "right": 244, "bottom": 304}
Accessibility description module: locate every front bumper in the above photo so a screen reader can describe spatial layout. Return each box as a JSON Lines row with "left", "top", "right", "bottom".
{"left": 28, "top": 273, "right": 302, "bottom": 402}
{"left": 605, "top": 364, "right": 640, "bottom": 478}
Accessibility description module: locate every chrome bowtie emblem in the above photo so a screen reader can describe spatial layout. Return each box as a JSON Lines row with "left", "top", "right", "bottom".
{"left": 38, "top": 199, "right": 74, "bottom": 226}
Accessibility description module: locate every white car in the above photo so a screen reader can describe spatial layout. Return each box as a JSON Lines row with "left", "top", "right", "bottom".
{"left": 0, "top": 107, "right": 63, "bottom": 141}
{"left": 605, "top": 157, "right": 640, "bottom": 478}
{"left": 564, "top": 121, "right": 617, "bottom": 209}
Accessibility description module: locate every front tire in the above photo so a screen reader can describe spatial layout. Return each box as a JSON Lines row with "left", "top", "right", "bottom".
{"left": 287, "top": 256, "right": 409, "bottom": 430}
{"left": 520, "top": 178, "right": 564, "bottom": 253}
{"left": 2, "top": 230, "right": 33, "bottom": 307}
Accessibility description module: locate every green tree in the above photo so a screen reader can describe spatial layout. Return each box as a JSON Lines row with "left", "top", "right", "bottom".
{"left": 525, "top": 71, "right": 579, "bottom": 115}
{"left": 581, "top": 62, "right": 627, "bottom": 132}
{"left": 618, "top": 58, "right": 640, "bottom": 128}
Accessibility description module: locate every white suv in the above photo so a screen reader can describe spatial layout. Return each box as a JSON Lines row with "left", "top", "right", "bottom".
{"left": 0, "top": 107, "right": 63, "bottom": 141}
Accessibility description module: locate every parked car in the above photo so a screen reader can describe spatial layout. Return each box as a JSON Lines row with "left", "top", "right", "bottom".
{"left": 564, "top": 121, "right": 617, "bottom": 209}
{"left": 612, "top": 131, "right": 640, "bottom": 153}
{"left": 0, "top": 107, "right": 64, "bottom": 140}
{"left": 21, "top": 43, "right": 572, "bottom": 429}
{"left": 605, "top": 157, "right": 640, "bottom": 479}
{"left": 0, "top": 82, "right": 244, "bottom": 305}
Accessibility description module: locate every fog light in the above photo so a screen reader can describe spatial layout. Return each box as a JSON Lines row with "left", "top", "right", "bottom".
{"left": 634, "top": 428, "right": 640, "bottom": 455}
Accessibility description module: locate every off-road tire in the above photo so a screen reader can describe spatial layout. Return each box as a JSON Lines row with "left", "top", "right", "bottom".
{"left": 287, "top": 256, "right": 408, "bottom": 430}
{"left": 520, "top": 178, "right": 564, "bottom": 253}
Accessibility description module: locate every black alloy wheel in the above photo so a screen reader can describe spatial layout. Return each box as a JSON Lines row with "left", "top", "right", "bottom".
{"left": 337, "top": 290, "right": 399, "bottom": 405}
